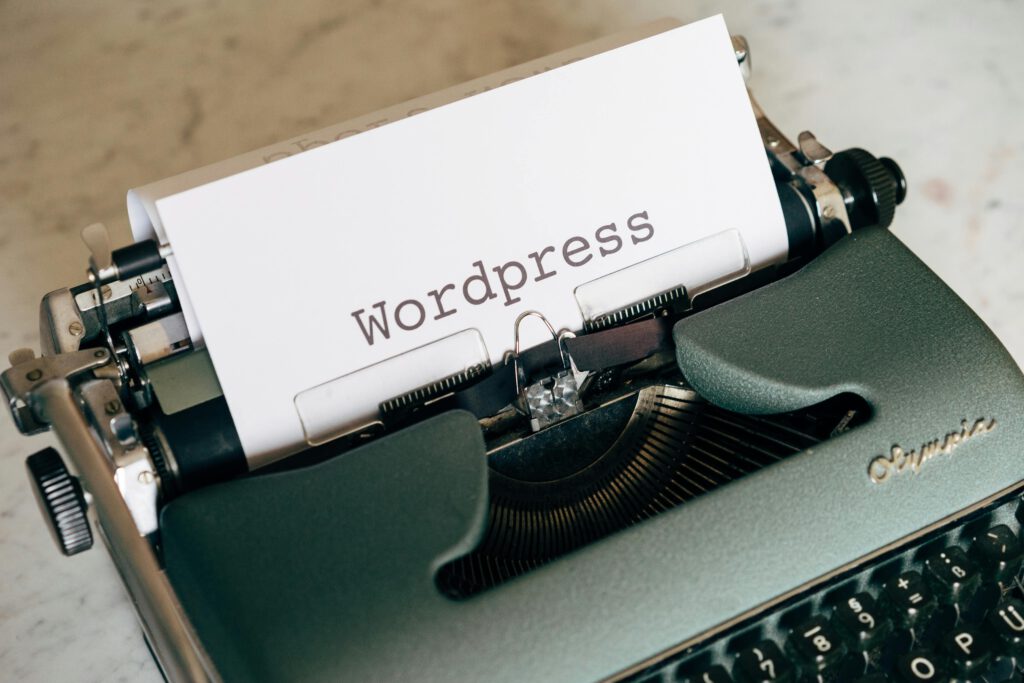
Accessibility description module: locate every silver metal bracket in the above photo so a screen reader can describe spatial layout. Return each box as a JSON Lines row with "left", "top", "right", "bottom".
{"left": 508, "top": 311, "right": 587, "bottom": 431}
{"left": 39, "top": 288, "right": 88, "bottom": 356}
{"left": 79, "top": 379, "right": 159, "bottom": 534}
{"left": 2, "top": 343, "right": 216, "bottom": 680}
{"left": 749, "top": 95, "right": 853, "bottom": 237}
{"left": 2, "top": 347, "right": 112, "bottom": 434}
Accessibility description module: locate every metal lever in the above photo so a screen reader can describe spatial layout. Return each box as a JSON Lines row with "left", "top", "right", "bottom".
{"left": 81, "top": 222, "right": 114, "bottom": 281}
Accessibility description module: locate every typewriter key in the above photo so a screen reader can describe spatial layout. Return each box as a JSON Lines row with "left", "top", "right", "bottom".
{"left": 970, "top": 524, "right": 1023, "bottom": 587}
{"left": 940, "top": 625, "right": 993, "bottom": 679}
{"left": 832, "top": 592, "right": 893, "bottom": 652}
{"left": 884, "top": 571, "right": 937, "bottom": 632}
{"left": 786, "top": 616, "right": 847, "bottom": 673}
{"left": 895, "top": 649, "right": 948, "bottom": 682}
{"left": 988, "top": 597, "right": 1024, "bottom": 655}
{"left": 924, "top": 546, "right": 980, "bottom": 608}
{"left": 732, "top": 640, "right": 793, "bottom": 683}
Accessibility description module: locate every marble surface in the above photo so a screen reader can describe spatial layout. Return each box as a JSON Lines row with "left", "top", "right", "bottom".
{"left": 1, "top": 0, "right": 1021, "bottom": 680}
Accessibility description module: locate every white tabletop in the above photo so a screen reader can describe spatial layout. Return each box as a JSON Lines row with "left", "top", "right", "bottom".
{"left": 1, "top": 1, "right": 1021, "bottom": 680}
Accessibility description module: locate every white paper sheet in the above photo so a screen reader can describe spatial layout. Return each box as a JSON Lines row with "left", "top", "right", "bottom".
{"left": 146, "top": 15, "right": 787, "bottom": 466}
{"left": 128, "top": 19, "right": 682, "bottom": 348}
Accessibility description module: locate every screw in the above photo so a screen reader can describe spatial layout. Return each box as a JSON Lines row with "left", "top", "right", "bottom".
{"left": 137, "top": 470, "right": 155, "bottom": 485}
{"left": 101, "top": 285, "right": 112, "bottom": 300}
{"left": 68, "top": 321, "right": 84, "bottom": 337}
{"left": 104, "top": 400, "right": 121, "bottom": 416}
{"left": 94, "top": 349, "right": 106, "bottom": 358}
{"left": 823, "top": 205, "right": 836, "bottom": 219}
{"left": 767, "top": 135, "right": 780, "bottom": 148}
{"left": 26, "top": 368, "right": 42, "bottom": 381}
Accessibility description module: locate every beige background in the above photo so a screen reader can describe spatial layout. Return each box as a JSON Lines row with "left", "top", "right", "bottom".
{"left": 1, "top": 1, "right": 1022, "bottom": 680}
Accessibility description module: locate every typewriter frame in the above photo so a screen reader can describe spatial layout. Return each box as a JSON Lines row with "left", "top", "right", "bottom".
{"left": 5, "top": 36, "right": 1019, "bottom": 683}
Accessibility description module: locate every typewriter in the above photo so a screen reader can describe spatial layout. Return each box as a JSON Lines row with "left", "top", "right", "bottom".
{"left": 4, "top": 23, "right": 1024, "bottom": 683}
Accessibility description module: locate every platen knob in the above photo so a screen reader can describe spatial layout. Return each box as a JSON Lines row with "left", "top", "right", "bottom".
{"left": 26, "top": 447, "right": 93, "bottom": 556}
{"left": 825, "top": 148, "right": 907, "bottom": 230}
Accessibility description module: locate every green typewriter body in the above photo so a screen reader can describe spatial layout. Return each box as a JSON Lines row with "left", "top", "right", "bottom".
{"left": 158, "top": 227, "right": 1024, "bottom": 682}
{"left": 4, "top": 28, "right": 1023, "bottom": 683}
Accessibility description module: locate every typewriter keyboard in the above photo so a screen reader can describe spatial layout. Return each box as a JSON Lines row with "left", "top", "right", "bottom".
{"left": 633, "top": 490, "right": 1024, "bottom": 683}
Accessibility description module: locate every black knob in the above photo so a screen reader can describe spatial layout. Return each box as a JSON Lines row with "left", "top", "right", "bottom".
{"left": 26, "top": 447, "right": 93, "bottom": 556}
{"left": 825, "top": 148, "right": 907, "bottom": 230}
{"left": 879, "top": 156, "right": 908, "bottom": 205}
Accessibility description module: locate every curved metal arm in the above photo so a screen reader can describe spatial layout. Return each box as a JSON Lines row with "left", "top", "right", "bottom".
{"left": 36, "top": 378, "right": 219, "bottom": 683}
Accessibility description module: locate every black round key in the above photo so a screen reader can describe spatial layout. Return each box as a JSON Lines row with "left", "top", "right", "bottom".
{"left": 877, "top": 628, "right": 914, "bottom": 674}
{"left": 686, "top": 664, "right": 734, "bottom": 683}
{"left": 917, "top": 604, "right": 957, "bottom": 648}
{"left": 787, "top": 616, "right": 846, "bottom": 674}
{"left": 884, "top": 571, "right": 937, "bottom": 631}
{"left": 984, "top": 654, "right": 1020, "bottom": 682}
{"left": 988, "top": 597, "right": 1024, "bottom": 655}
{"left": 732, "top": 640, "right": 793, "bottom": 683}
{"left": 833, "top": 592, "right": 893, "bottom": 651}
{"left": 924, "top": 546, "right": 980, "bottom": 607}
{"left": 960, "top": 581, "right": 1001, "bottom": 625}
{"left": 940, "top": 626, "right": 993, "bottom": 679}
{"left": 970, "top": 524, "right": 1023, "bottom": 587}
{"left": 896, "top": 649, "right": 948, "bottom": 681}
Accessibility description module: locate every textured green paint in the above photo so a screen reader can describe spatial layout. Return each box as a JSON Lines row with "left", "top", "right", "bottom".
{"left": 162, "top": 229, "right": 1024, "bottom": 682}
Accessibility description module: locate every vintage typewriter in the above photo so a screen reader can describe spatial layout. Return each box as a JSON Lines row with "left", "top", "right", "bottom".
{"left": 4, "top": 25, "right": 1024, "bottom": 683}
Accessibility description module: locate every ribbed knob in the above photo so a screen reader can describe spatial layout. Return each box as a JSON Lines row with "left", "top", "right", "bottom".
{"left": 825, "top": 148, "right": 906, "bottom": 230}
{"left": 26, "top": 447, "right": 93, "bottom": 556}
